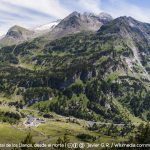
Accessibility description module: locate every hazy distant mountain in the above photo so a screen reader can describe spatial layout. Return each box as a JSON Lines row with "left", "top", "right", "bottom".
{"left": 0, "top": 25, "right": 34, "bottom": 46}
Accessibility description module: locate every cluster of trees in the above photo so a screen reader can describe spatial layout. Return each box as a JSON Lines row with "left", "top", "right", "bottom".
{"left": 55, "top": 134, "right": 70, "bottom": 150}
{"left": 0, "top": 111, "right": 21, "bottom": 124}
{"left": 77, "top": 133, "right": 97, "bottom": 142}
{"left": 132, "top": 123, "right": 150, "bottom": 144}
{"left": 49, "top": 94, "right": 97, "bottom": 120}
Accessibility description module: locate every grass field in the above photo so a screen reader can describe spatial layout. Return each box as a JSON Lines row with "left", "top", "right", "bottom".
{"left": 0, "top": 117, "right": 127, "bottom": 145}
{"left": 0, "top": 106, "right": 138, "bottom": 150}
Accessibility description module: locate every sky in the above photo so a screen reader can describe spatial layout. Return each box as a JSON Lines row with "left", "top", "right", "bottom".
{"left": 0, "top": 0, "right": 150, "bottom": 36}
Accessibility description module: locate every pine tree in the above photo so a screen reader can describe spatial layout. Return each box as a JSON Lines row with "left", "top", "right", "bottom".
{"left": 134, "top": 123, "right": 150, "bottom": 144}
{"left": 21, "top": 132, "right": 39, "bottom": 150}
{"left": 55, "top": 133, "right": 70, "bottom": 150}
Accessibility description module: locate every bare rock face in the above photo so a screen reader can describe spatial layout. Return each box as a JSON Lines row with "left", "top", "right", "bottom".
{"left": 97, "top": 16, "right": 150, "bottom": 80}
{"left": 50, "top": 11, "right": 113, "bottom": 38}
{"left": 0, "top": 12, "right": 113, "bottom": 47}
{"left": 6, "top": 25, "right": 33, "bottom": 39}
{"left": 98, "top": 12, "right": 113, "bottom": 21}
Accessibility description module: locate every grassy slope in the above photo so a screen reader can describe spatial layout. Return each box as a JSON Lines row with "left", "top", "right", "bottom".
{"left": 113, "top": 100, "right": 144, "bottom": 125}
{"left": 0, "top": 119, "right": 127, "bottom": 148}
{"left": 0, "top": 107, "right": 127, "bottom": 148}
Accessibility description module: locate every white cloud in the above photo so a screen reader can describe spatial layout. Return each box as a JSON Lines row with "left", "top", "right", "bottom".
{"left": 0, "top": 0, "right": 150, "bottom": 36}
{"left": 107, "top": 0, "right": 150, "bottom": 23}
{"left": 77, "top": 0, "right": 102, "bottom": 14}
{"left": 0, "top": 0, "right": 71, "bottom": 35}
{"left": 1, "top": 0, "right": 70, "bottom": 18}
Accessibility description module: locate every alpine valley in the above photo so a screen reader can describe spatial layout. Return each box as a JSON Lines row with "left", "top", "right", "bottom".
{"left": 0, "top": 12, "right": 150, "bottom": 149}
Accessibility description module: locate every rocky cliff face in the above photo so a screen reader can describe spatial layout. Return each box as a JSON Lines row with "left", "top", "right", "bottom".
{"left": 97, "top": 16, "right": 150, "bottom": 80}
{"left": 50, "top": 12, "right": 113, "bottom": 38}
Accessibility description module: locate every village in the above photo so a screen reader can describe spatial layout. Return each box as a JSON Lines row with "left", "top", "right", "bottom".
{"left": 24, "top": 115, "right": 46, "bottom": 127}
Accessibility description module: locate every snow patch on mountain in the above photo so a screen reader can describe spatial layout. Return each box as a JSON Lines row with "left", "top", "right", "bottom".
{"left": 34, "top": 20, "right": 61, "bottom": 32}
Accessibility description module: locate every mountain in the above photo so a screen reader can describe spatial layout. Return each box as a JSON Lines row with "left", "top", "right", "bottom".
{"left": 98, "top": 16, "right": 150, "bottom": 78}
{"left": 98, "top": 12, "right": 113, "bottom": 21}
{"left": 50, "top": 11, "right": 113, "bottom": 38}
{"left": 0, "top": 25, "right": 35, "bottom": 46}
{"left": 0, "top": 12, "right": 112, "bottom": 47}
{"left": 0, "top": 13, "right": 150, "bottom": 124}
{"left": 0, "top": 20, "right": 61, "bottom": 47}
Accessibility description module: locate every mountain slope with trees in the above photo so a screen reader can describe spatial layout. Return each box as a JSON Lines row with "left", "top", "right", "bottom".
{"left": 0, "top": 14, "right": 150, "bottom": 124}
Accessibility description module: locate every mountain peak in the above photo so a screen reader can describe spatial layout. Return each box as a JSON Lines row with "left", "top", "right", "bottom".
{"left": 7, "top": 25, "right": 31, "bottom": 33}
{"left": 83, "top": 12, "right": 95, "bottom": 17}
{"left": 0, "top": 25, "right": 34, "bottom": 46}
{"left": 68, "top": 11, "right": 80, "bottom": 17}
{"left": 114, "top": 16, "right": 136, "bottom": 23}
{"left": 9, "top": 25, "right": 20, "bottom": 30}
{"left": 51, "top": 11, "right": 113, "bottom": 39}
{"left": 99, "top": 12, "right": 113, "bottom": 20}
{"left": 66, "top": 11, "right": 113, "bottom": 20}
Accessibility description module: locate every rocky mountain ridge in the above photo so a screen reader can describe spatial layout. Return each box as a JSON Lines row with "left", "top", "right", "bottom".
{"left": 0, "top": 12, "right": 113, "bottom": 47}
{"left": 50, "top": 11, "right": 113, "bottom": 38}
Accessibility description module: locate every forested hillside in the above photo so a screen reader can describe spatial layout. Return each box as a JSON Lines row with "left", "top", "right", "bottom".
{"left": 0, "top": 15, "right": 150, "bottom": 124}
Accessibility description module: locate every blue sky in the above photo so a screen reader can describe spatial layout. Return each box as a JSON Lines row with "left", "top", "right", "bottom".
{"left": 0, "top": 0, "right": 150, "bottom": 35}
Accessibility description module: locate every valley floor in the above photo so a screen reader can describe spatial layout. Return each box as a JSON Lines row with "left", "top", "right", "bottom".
{"left": 0, "top": 111, "right": 129, "bottom": 150}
